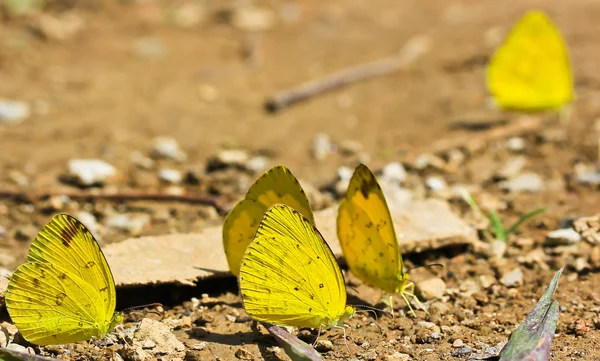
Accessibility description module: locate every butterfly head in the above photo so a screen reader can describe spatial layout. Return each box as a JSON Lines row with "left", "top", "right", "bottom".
{"left": 336, "top": 306, "right": 355, "bottom": 326}
{"left": 109, "top": 312, "right": 124, "bottom": 332}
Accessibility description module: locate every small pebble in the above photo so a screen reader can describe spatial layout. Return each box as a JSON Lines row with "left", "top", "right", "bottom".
{"left": 171, "top": 1, "right": 205, "bottom": 28}
{"left": 105, "top": 213, "right": 150, "bottom": 236}
{"left": 426, "top": 176, "right": 447, "bottom": 191}
{"left": 245, "top": 156, "right": 269, "bottom": 174}
{"left": 151, "top": 137, "right": 187, "bottom": 162}
{"left": 207, "top": 149, "right": 249, "bottom": 171}
{"left": 545, "top": 228, "right": 581, "bottom": 246}
{"left": 312, "top": 133, "right": 332, "bottom": 161}
{"left": 500, "top": 268, "right": 523, "bottom": 287}
{"left": 231, "top": 6, "right": 276, "bottom": 32}
{"left": 452, "top": 339, "right": 464, "bottom": 348}
{"left": 66, "top": 159, "right": 116, "bottom": 187}
{"left": 234, "top": 347, "right": 254, "bottom": 360}
{"left": 142, "top": 339, "right": 157, "bottom": 349}
{"left": 496, "top": 156, "right": 526, "bottom": 179}
{"left": 417, "top": 278, "right": 446, "bottom": 300}
{"left": 130, "top": 151, "right": 154, "bottom": 170}
{"left": 314, "top": 339, "right": 333, "bottom": 352}
{"left": 0, "top": 100, "right": 30, "bottom": 124}
{"left": 381, "top": 162, "right": 407, "bottom": 184}
{"left": 505, "top": 137, "right": 525, "bottom": 152}
{"left": 501, "top": 172, "right": 543, "bottom": 193}
{"left": 384, "top": 352, "right": 411, "bottom": 361}
{"left": 192, "top": 342, "right": 207, "bottom": 351}
{"left": 158, "top": 168, "right": 182, "bottom": 184}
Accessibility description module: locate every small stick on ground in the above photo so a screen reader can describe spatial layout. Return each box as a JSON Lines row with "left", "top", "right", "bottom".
{"left": 0, "top": 189, "right": 227, "bottom": 214}
{"left": 265, "top": 35, "right": 432, "bottom": 112}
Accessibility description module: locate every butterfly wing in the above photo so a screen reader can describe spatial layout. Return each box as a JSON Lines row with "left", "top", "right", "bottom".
{"left": 337, "top": 164, "right": 405, "bottom": 293}
{"left": 223, "top": 166, "right": 314, "bottom": 276}
{"left": 246, "top": 166, "right": 314, "bottom": 223}
{"left": 486, "top": 10, "right": 573, "bottom": 111}
{"left": 6, "top": 262, "right": 109, "bottom": 345}
{"left": 239, "top": 204, "right": 349, "bottom": 328}
{"left": 25, "top": 214, "right": 117, "bottom": 325}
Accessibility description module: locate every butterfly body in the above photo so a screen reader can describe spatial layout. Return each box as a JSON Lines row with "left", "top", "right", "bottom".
{"left": 486, "top": 10, "right": 573, "bottom": 111}
{"left": 239, "top": 204, "right": 354, "bottom": 329}
{"left": 6, "top": 214, "right": 120, "bottom": 345}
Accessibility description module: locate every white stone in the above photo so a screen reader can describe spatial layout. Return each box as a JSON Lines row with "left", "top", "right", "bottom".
{"left": 158, "top": 168, "right": 182, "bottom": 184}
{"left": 0, "top": 100, "right": 30, "bottom": 124}
{"left": 67, "top": 159, "right": 116, "bottom": 186}
{"left": 151, "top": 137, "right": 187, "bottom": 162}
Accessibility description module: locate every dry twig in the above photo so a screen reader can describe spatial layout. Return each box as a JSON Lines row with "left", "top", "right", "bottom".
{"left": 265, "top": 35, "right": 432, "bottom": 112}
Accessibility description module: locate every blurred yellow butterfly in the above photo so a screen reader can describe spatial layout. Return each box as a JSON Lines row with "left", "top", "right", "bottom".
{"left": 486, "top": 10, "right": 574, "bottom": 111}
{"left": 337, "top": 164, "right": 423, "bottom": 315}
{"left": 5, "top": 214, "right": 122, "bottom": 345}
{"left": 223, "top": 165, "right": 314, "bottom": 276}
{"left": 239, "top": 204, "right": 354, "bottom": 331}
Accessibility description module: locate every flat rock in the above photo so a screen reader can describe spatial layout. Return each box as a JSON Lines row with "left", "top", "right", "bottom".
{"left": 104, "top": 199, "right": 475, "bottom": 288}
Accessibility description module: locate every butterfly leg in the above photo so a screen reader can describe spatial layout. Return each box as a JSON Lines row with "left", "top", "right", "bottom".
{"left": 333, "top": 325, "right": 351, "bottom": 353}
{"left": 381, "top": 294, "right": 395, "bottom": 317}
{"left": 312, "top": 324, "right": 323, "bottom": 346}
{"left": 402, "top": 282, "right": 428, "bottom": 315}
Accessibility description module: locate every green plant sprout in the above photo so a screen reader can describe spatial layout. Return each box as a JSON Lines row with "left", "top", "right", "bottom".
{"left": 461, "top": 190, "right": 546, "bottom": 243}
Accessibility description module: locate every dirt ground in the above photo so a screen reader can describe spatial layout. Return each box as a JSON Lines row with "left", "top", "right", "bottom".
{"left": 1, "top": 0, "right": 600, "bottom": 360}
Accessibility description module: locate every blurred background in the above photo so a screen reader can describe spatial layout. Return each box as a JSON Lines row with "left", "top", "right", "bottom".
{"left": 1, "top": 0, "right": 598, "bottom": 182}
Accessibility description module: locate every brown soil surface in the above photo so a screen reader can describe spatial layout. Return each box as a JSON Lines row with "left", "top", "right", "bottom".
{"left": 1, "top": 1, "right": 599, "bottom": 360}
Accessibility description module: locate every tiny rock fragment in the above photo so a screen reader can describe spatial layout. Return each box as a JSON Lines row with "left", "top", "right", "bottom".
{"left": 381, "top": 162, "right": 407, "bottom": 184}
{"left": 453, "top": 339, "right": 464, "bottom": 348}
{"left": 501, "top": 172, "right": 543, "bottom": 193}
{"left": 171, "top": 1, "right": 205, "bottom": 28}
{"left": 496, "top": 156, "right": 526, "bottom": 179}
{"left": 384, "top": 352, "right": 411, "bottom": 361}
{"left": 131, "top": 151, "right": 155, "bottom": 170}
{"left": 231, "top": 6, "right": 276, "bottom": 32}
{"left": 505, "top": 137, "right": 525, "bottom": 152}
{"left": 133, "top": 318, "right": 185, "bottom": 358}
{"left": 545, "top": 228, "right": 581, "bottom": 246}
{"left": 312, "top": 133, "right": 332, "bottom": 161}
{"left": 192, "top": 342, "right": 207, "bottom": 350}
{"left": 572, "top": 215, "right": 600, "bottom": 245}
{"left": 206, "top": 149, "right": 249, "bottom": 171}
{"left": 426, "top": 176, "right": 447, "bottom": 192}
{"left": 417, "top": 278, "right": 446, "bottom": 300}
{"left": 234, "top": 347, "right": 254, "bottom": 360}
{"left": 151, "top": 137, "right": 187, "bottom": 162}
{"left": 314, "top": 339, "right": 333, "bottom": 352}
{"left": 158, "top": 168, "right": 182, "bottom": 184}
{"left": 500, "top": 268, "right": 523, "bottom": 287}
{"left": 245, "top": 156, "right": 269, "bottom": 174}
{"left": 478, "top": 275, "right": 496, "bottom": 289}
{"left": 66, "top": 159, "right": 116, "bottom": 187}
{"left": 105, "top": 213, "right": 150, "bottom": 236}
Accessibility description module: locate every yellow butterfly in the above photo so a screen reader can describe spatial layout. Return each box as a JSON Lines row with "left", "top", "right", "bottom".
{"left": 223, "top": 165, "right": 314, "bottom": 276}
{"left": 337, "top": 164, "right": 422, "bottom": 315}
{"left": 5, "top": 214, "right": 122, "bottom": 345}
{"left": 239, "top": 204, "right": 354, "bottom": 330}
{"left": 486, "top": 10, "right": 574, "bottom": 111}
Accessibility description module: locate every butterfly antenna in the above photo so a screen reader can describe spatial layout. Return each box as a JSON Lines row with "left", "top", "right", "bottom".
{"left": 121, "top": 303, "right": 163, "bottom": 314}
{"left": 405, "top": 263, "right": 444, "bottom": 273}
{"left": 354, "top": 304, "right": 392, "bottom": 317}
{"left": 347, "top": 285, "right": 360, "bottom": 295}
